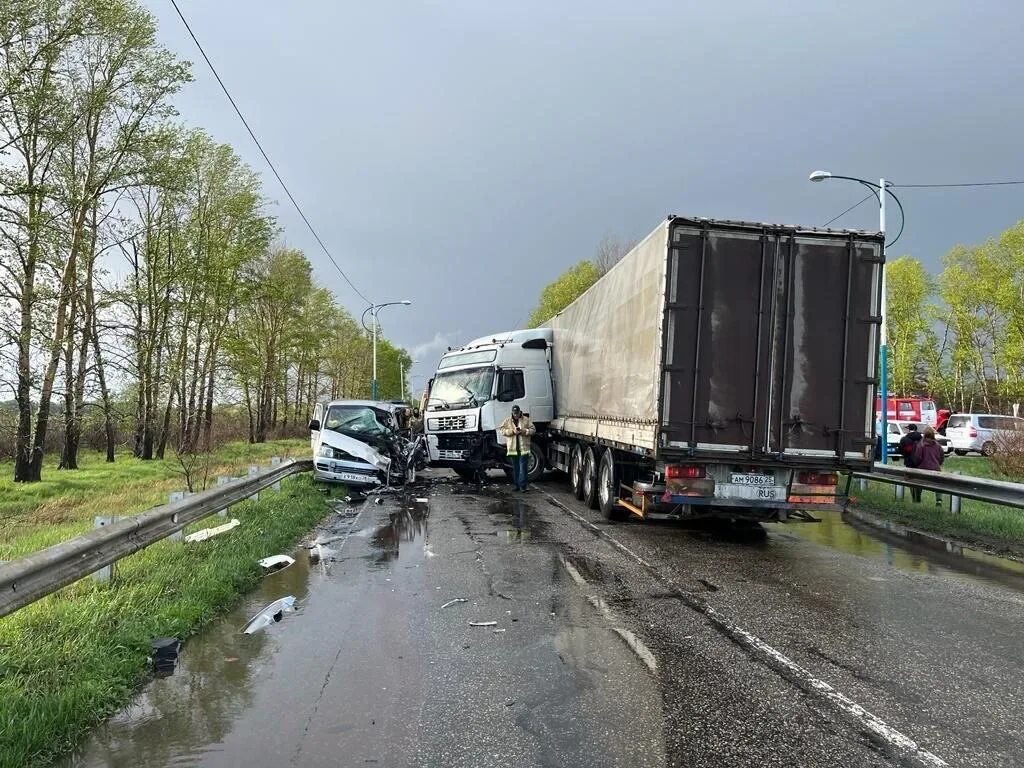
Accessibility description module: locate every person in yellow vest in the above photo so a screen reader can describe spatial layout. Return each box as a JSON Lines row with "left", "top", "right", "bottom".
{"left": 499, "top": 405, "right": 535, "bottom": 491}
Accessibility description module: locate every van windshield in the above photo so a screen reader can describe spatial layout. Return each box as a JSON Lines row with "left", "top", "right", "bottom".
{"left": 428, "top": 367, "right": 495, "bottom": 410}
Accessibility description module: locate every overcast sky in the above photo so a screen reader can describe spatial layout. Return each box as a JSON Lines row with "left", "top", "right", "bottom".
{"left": 150, "top": 0, "right": 1024, "bottom": 387}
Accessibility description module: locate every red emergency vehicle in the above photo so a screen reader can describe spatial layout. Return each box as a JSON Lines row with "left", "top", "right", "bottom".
{"left": 875, "top": 396, "right": 937, "bottom": 426}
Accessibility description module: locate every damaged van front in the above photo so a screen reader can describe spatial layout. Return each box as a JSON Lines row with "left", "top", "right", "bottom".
{"left": 309, "top": 401, "right": 398, "bottom": 486}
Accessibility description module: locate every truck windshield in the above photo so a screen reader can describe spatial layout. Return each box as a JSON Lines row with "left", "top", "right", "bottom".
{"left": 428, "top": 368, "right": 495, "bottom": 410}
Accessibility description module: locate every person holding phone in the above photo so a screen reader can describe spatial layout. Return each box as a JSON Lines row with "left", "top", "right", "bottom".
{"left": 499, "top": 405, "right": 535, "bottom": 491}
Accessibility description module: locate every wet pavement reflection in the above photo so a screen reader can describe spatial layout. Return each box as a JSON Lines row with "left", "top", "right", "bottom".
{"left": 771, "top": 509, "right": 1024, "bottom": 592}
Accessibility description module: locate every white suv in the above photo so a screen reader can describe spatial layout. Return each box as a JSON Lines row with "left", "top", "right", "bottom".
{"left": 945, "top": 413, "right": 1024, "bottom": 456}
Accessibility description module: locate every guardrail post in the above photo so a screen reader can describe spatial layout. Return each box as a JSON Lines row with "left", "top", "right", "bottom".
{"left": 271, "top": 457, "right": 282, "bottom": 491}
{"left": 168, "top": 491, "right": 185, "bottom": 541}
{"left": 858, "top": 478, "right": 867, "bottom": 492}
{"left": 949, "top": 471, "right": 960, "bottom": 513}
{"left": 894, "top": 484, "right": 905, "bottom": 501}
{"left": 92, "top": 516, "right": 117, "bottom": 582}
{"left": 215, "top": 476, "right": 231, "bottom": 517}
{"left": 248, "top": 465, "right": 259, "bottom": 501}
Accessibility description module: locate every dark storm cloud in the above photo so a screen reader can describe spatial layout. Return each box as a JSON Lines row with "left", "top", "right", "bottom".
{"left": 152, "top": 0, "right": 1024, "bottom": 384}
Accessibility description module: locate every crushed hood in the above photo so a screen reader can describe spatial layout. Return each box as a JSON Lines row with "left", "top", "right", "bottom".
{"left": 319, "top": 431, "right": 392, "bottom": 473}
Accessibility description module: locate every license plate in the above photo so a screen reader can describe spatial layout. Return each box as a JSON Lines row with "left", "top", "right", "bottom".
{"left": 337, "top": 471, "right": 374, "bottom": 483}
{"left": 730, "top": 473, "right": 774, "bottom": 486}
{"left": 719, "top": 484, "right": 785, "bottom": 501}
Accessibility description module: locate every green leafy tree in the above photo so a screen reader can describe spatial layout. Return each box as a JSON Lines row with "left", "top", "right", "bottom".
{"left": 886, "top": 257, "right": 934, "bottom": 396}
{"left": 528, "top": 260, "right": 601, "bottom": 327}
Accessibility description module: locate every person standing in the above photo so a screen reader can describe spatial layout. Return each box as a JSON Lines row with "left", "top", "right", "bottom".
{"left": 913, "top": 426, "right": 946, "bottom": 506}
{"left": 499, "top": 405, "right": 535, "bottom": 491}
{"left": 899, "top": 424, "right": 924, "bottom": 501}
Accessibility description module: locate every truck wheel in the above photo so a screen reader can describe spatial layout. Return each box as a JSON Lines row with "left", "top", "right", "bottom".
{"left": 597, "top": 449, "right": 625, "bottom": 520}
{"left": 582, "top": 447, "right": 600, "bottom": 510}
{"left": 982, "top": 441, "right": 996, "bottom": 457}
{"left": 526, "top": 443, "right": 546, "bottom": 481}
{"left": 454, "top": 467, "right": 478, "bottom": 482}
{"left": 570, "top": 444, "right": 585, "bottom": 499}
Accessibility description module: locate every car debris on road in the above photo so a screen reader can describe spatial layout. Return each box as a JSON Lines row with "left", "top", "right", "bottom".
{"left": 242, "top": 596, "right": 297, "bottom": 634}
{"left": 441, "top": 598, "right": 468, "bottom": 608}
{"left": 258, "top": 554, "right": 295, "bottom": 573}
{"left": 468, "top": 620, "right": 497, "bottom": 627}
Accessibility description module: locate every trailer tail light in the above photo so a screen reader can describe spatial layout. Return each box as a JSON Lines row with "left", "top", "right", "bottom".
{"left": 797, "top": 471, "right": 838, "bottom": 486}
{"left": 666, "top": 464, "right": 704, "bottom": 479}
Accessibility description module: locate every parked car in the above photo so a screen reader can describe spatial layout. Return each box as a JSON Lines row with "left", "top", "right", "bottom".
{"left": 308, "top": 400, "right": 417, "bottom": 486}
{"left": 945, "top": 413, "right": 1024, "bottom": 456}
{"left": 891, "top": 420, "right": 952, "bottom": 458}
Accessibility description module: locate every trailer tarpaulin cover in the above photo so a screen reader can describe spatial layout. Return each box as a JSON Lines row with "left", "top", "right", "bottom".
{"left": 546, "top": 224, "right": 668, "bottom": 425}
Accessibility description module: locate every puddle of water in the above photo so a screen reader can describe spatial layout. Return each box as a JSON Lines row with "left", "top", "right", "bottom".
{"left": 366, "top": 503, "right": 429, "bottom": 569}
{"left": 61, "top": 550, "right": 317, "bottom": 768}
{"left": 772, "top": 510, "right": 1024, "bottom": 592}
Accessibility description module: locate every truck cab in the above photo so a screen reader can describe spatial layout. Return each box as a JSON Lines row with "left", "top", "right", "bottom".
{"left": 425, "top": 329, "right": 553, "bottom": 479}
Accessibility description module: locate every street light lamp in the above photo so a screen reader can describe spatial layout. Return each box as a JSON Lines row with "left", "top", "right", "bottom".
{"left": 808, "top": 170, "right": 905, "bottom": 463}
{"left": 400, "top": 359, "right": 419, "bottom": 401}
{"left": 361, "top": 300, "right": 412, "bottom": 400}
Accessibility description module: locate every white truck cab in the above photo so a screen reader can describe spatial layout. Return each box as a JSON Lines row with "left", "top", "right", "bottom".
{"left": 425, "top": 329, "right": 553, "bottom": 479}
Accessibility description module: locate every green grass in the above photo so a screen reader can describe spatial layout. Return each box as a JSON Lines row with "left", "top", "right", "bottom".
{"left": 0, "top": 474, "right": 335, "bottom": 768}
{"left": 0, "top": 439, "right": 308, "bottom": 559}
{"left": 849, "top": 456, "right": 1024, "bottom": 550}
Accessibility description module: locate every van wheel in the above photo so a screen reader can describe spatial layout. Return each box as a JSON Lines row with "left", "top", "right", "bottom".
{"left": 570, "top": 444, "right": 585, "bottom": 499}
{"left": 598, "top": 449, "right": 625, "bottom": 520}
{"left": 582, "top": 447, "right": 600, "bottom": 510}
{"left": 954, "top": 449, "right": 968, "bottom": 457}
{"left": 982, "top": 441, "right": 996, "bottom": 457}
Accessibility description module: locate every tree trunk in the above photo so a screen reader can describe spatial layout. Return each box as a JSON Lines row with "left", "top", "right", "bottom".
{"left": 14, "top": 191, "right": 42, "bottom": 482}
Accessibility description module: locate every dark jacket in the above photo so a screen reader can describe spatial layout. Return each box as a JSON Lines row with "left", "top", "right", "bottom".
{"left": 899, "top": 431, "right": 923, "bottom": 466}
{"left": 914, "top": 437, "right": 945, "bottom": 472}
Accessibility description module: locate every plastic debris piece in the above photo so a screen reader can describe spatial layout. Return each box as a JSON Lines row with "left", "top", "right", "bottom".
{"left": 374, "top": 497, "right": 383, "bottom": 505}
{"left": 184, "top": 518, "right": 240, "bottom": 543}
{"left": 492, "top": 629, "right": 506, "bottom": 634}
{"left": 258, "top": 554, "right": 295, "bottom": 573}
{"left": 242, "top": 596, "right": 297, "bottom": 634}
{"left": 441, "top": 598, "right": 468, "bottom": 609}
{"left": 469, "top": 621, "right": 497, "bottom": 627}
{"left": 415, "top": 497, "right": 429, "bottom": 503}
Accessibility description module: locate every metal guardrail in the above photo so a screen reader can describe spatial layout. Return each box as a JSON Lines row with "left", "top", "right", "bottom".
{"left": 852, "top": 462, "right": 1024, "bottom": 510}
{"left": 0, "top": 458, "right": 313, "bottom": 620}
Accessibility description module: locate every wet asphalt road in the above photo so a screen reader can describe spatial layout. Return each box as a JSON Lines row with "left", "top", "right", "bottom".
{"left": 67, "top": 470, "right": 1024, "bottom": 767}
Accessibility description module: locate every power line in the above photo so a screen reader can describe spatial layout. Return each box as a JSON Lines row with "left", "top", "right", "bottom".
{"left": 822, "top": 192, "right": 876, "bottom": 227}
{"left": 894, "top": 179, "right": 1024, "bottom": 188}
{"left": 168, "top": 0, "right": 371, "bottom": 306}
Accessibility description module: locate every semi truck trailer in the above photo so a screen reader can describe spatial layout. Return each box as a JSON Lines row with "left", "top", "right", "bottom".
{"left": 425, "top": 215, "right": 883, "bottom": 521}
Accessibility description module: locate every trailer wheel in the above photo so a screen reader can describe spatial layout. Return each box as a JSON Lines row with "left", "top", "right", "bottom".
{"left": 582, "top": 446, "right": 600, "bottom": 510}
{"left": 570, "top": 444, "right": 585, "bottom": 499}
{"left": 597, "top": 449, "right": 625, "bottom": 520}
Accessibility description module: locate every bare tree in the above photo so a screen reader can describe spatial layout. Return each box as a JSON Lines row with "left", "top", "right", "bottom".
{"left": 592, "top": 235, "right": 632, "bottom": 275}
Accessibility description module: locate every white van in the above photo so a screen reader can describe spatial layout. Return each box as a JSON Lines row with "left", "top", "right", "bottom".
{"left": 945, "top": 413, "right": 1024, "bottom": 456}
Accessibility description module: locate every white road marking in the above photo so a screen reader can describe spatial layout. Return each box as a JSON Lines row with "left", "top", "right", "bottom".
{"left": 560, "top": 556, "right": 659, "bottom": 674}
{"left": 542, "top": 489, "right": 948, "bottom": 768}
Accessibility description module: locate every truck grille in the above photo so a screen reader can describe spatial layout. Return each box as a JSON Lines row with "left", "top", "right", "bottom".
{"left": 431, "top": 415, "right": 467, "bottom": 431}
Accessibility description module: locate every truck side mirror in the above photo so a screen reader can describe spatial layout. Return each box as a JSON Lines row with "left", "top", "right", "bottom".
{"left": 308, "top": 419, "right": 321, "bottom": 432}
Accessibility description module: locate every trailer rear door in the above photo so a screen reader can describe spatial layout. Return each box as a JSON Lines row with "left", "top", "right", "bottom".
{"left": 659, "top": 219, "right": 881, "bottom": 466}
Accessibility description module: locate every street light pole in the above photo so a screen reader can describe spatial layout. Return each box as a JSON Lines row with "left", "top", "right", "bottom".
{"left": 362, "top": 300, "right": 412, "bottom": 401}
{"left": 809, "top": 171, "right": 904, "bottom": 464}
{"left": 879, "top": 177, "right": 888, "bottom": 464}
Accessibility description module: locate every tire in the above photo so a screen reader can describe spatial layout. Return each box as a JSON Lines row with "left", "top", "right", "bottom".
{"left": 982, "top": 441, "right": 996, "bottom": 457}
{"left": 954, "top": 449, "right": 968, "bottom": 457}
{"left": 526, "top": 443, "right": 546, "bottom": 482}
{"left": 570, "top": 444, "right": 585, "bottom": 499}
{"left": 597, "top": 449, "right": 625, "bottom": 520}
{"left": 582, "top": 447, "right": 600, "bottom": 510}
{"left": 454, "top": 467, "right": 477, "bottom": 481}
